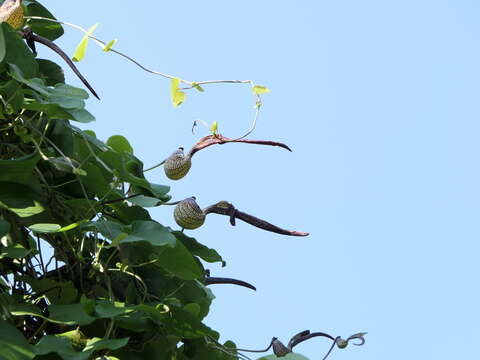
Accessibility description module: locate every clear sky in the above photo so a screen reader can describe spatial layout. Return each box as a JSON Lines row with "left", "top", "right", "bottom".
{"left": 39, "top": 1, "right": 480, "bottom": 359}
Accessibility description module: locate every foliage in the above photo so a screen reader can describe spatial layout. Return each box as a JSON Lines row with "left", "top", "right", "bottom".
{"left": 0, "top": 1, "right": 364, "bottom": 360}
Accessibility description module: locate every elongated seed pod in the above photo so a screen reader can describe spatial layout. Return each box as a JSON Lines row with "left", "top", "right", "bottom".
{"left": 163, "top": 147, "right": 192, "bottom": 180}
{"left": 0, "top": 0, "right": 23, "bottom": 29}
{"left": 173, "top": 197, "right": 205, "bottom": 229}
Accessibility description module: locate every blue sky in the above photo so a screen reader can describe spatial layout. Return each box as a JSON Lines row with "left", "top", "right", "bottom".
{"left": 41, "top": 1, "right": 480, "bottom": 359}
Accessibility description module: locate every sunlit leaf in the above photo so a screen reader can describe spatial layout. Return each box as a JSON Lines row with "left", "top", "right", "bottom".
{"left": 253, "top": 85, "right": 270, "bottom": 95}
{"left": 210, "top": 121, "right": 218, "bottom": 134}
{"left": 72, "top": 23, "right": 99, "bottom": 62}
{"left": 83, "top": 337, "right": 129, "bottom": 352}
{"left": 171, "top": 77, "right": 186, "bottom": 107}
{"left": 103, "top": 39, "right": 117, "bottom": 52}
{"left": 33, "top": 335, "right": 88, "bottom": 360}
{"left": 192, "top": 82, "right": 205, "bottom": 92}
{"left": 28, "top": 223, "right": 61, "bottom": 233}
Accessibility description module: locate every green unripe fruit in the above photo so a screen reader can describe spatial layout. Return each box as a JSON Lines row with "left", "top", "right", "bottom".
{"left": 163, "top": 147, "right": 192, "bottom": 180}
{"left": 174, "top": 197, "right": 205, "bottom": 229}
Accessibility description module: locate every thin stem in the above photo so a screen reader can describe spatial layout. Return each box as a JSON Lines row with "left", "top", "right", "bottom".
{"left": 24, "top": 16, "right": 263, "bottom": 141}
{"left": 321, "top": 338, "right": 339, "bottom": 360}
{"left": 36, "top": 235, "right": 45, "bottom": 275}
{"left": 143, "top": 159, "right": 166, "bottom": 173}
{"left": 99, "top": 193, "right": 142, "bottom": 206}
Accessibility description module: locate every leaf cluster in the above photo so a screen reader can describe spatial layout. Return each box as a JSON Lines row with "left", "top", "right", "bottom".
{"left": 0, "top": 4, "right": 236, "bottom": 359}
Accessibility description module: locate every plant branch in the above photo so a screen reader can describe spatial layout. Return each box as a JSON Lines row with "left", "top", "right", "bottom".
{"left": 24, "top": 16, "right": 265, "bottom": 140}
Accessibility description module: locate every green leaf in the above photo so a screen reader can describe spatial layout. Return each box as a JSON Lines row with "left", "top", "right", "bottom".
{"left": 0, "top": 152, "right": 40, "bottom": 186}
{"left": 0, "top": 24, "right": 6, "bottom": 63}
{"left": 19, "top": 277, "right": 78, "bottom": 305}
{"left": 37, "top": 58, "right": 65, "bottom": 86}
{"left": 24, "top": 1, "right": 64, "bottom": 41}
{"left": 192, "top": 82, "right": 205, "bottom": 92}
{"left": 0, "top": 79, "right": 23, "bottom": 113}
{"left": 148, "top": 183, "right": 171, "bottom": 200}
{"left": 0, "top": 219, "right": 10, "bottom": 237}
{"left": 80, "top": 220, "right": 125, "bottom": 241}
{"left": 57, "top": 220, "right": 88, "bottom": 232}
{"left": 94, "top": 301, "right": 133, "bottom": 318}
{"left": 72, "top": 23, "right": 99, "bottom": 62}
{"left": 10, "top": 303, "right": 95, "bottom": 326}
{"left": 56, "top": 329, "right": 87, "bottom": 349}
{"left": 65, "top": 108, "right": 96, "bottom": 123}
{"left": 33, "top": 335, "right": 89, "bottom": 360}
{"left": 1, "top": 23, "right": 38, "bottom": 78}
{"left": 48, "top": 303, "right": 96, "bottom": 326}
{"left": 127, "top": 195, "right": 162, "bottom": 207}
{"left": 0, "top": 243, "right": 32, "bottom": 260}
{"left": 164, "top": 306, "right": 217, "bottom": 338}
{"left": 120, "top": 221, "right": 176, "bottom": 248}
{"left": 210, "top": 121, "right": 218, "bottom": 134}
{"left": 171, "top": 77, "right": 186, "bottom": 107}
{"left": 0, "top": 319, "right": 35, "bottom": 360}
{"left": 103, "top": 39, "right": 117, "bottom": 52}
{"left": 107, "top": 135, "right": 133, "bottom": 154}
{"left": 156, "top": 238, "right": 203, "bottom": 280}
{"left": 174, "top": 231, "right": 223, "bottom": 264}
{"left": 252, "top": 85, "right": 270, "bottom": 95}
{"left": 0, "top": 182, "right": 45, "bottom": 217}
{"left": 99, "top": 151, "right": 150, "bottom": 189}
{"left": 47, "top": 156, "right": 86, "bottom": 175}
{"left": 84, "top": 337, "right": 129, "bottom": 352}
{"left": 48, "top": 83, "right": 89, "bottom": 108}
{"left": 28, "top": 223, "right": 61, "bottom": 233}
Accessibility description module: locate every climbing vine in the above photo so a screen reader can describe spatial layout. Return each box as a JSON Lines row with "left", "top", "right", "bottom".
{"left": 0, "top": 1, "right": 365, "bottom": 359}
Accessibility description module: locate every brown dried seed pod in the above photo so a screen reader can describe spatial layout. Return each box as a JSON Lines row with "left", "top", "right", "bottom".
{"left": 173, "top": 197, "right": 205, "bottom": 229}
{"left": 163, "top": 147, "right": 192, "bottom": 180}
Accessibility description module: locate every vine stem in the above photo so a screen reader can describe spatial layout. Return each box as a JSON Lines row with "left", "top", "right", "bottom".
{"left": 24, "top": 16, "right": 263, "bottom": 140}
{"left": 23, "top": 16, "right": 255, "bottom": 87}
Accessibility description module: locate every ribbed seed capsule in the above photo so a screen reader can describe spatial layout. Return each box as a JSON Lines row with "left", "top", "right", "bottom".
{"left": 0, "top": 0, "right": 24, "bottom": 29}
{"left": 174, "top": 197, "right": 205, "bottom": 229}
{"left": 272, "top": 339, "right": 291, "bottom": 357}
{"left": 163, "top": 147, "right": 192, "bottom": 180}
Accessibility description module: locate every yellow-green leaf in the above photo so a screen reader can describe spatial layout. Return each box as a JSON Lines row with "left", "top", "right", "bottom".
{"left": 103, "top": 39, "right": 117, "bottom": 52}
{"left": 252, "top": 85, "right": 270, "bottom": 95}
{"left": 192, "top": 82, "right": 205, "bottom": 92}
{"left": 210, "top": 121, "right": 218, "bottom": 134}
{"left": 72, "top": 23, "right": 99, "bottom": 62}
{"left": 171, "top": 78, "right": 186, "bottom": 107}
